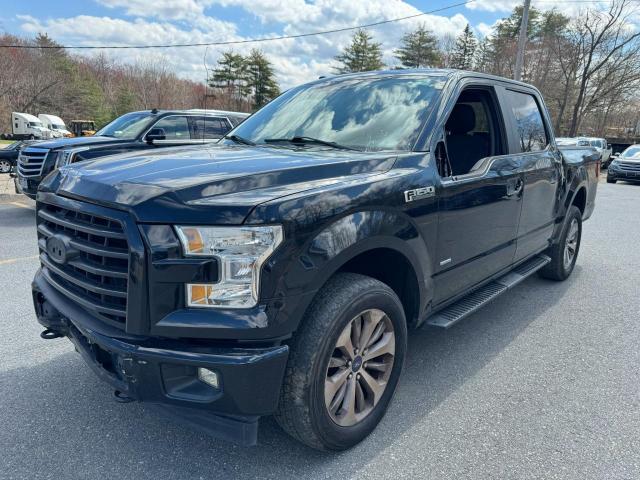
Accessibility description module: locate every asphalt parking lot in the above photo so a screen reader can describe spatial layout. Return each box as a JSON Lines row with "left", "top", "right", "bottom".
{"left": 1, "top": 182, "right": 639, "bottom": 480}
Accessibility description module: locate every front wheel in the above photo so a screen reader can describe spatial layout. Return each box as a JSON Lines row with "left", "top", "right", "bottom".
{"left": 275, "top": 273, "right": 407, "bottom": 451}
{"left": 607, "top": 177, "right": 616, "bottom": 184}
{"left": 0, "top": 160, "right": 10, "bottom": 174}
{"left": 539, "top": 205, "right": 582, "bottom": 281}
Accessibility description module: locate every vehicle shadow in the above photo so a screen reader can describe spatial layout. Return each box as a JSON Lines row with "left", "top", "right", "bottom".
{"left": 2, "top": 269, "right": 580, "bottom": 479}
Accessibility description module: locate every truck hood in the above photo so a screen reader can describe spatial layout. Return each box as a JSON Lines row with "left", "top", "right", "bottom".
{"left": 45, "top": 144, "right": 397, "bottom": 224}
{"left": 31, "top": 135, "right": 128, "bottom": 150}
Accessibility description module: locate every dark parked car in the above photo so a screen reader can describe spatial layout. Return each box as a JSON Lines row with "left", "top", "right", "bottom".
{"left": 607, "top": 144, "right": 640, "bottom": 183}
{"left": 0, "top": 140, "right": 36, "bottom": 174}
{"left": 15, "top": 109, "right": 249, "bottom": 198}
{"left": 32, "top": 70, "right": 598, "bottom": 451}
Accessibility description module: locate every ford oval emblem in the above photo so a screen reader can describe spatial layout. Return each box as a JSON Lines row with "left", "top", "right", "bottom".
{"left": 46, "top": 235, "right": 72, "bottom": 264}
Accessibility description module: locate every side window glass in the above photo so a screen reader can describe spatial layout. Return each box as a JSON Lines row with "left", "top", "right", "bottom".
{"left": 151, "top": 116, "right": 190, "bottom": 140}
{"left": 191, "top": 117, "right": 231, "bottom": 139}
{"left": 506, "top": 91, "right": 548, "bottom": 152}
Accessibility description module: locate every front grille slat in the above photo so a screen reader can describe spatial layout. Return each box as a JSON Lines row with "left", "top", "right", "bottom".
{"left": 38, "top": 209, "right": 126, "bottom": 240}
{"left": 40, "top": 253, "right": 127, "bottom": 298}
{"left": 18, "top": 148, "right": 49, "bottom": 177}
{"left": 38, "top": 223, "right": 128, "bottom": 259}
{"left": 618, "top": 161, "right": 640, "bottom": 171}
{"left": 37, "top": 202, "right": 129, "bottom": 329}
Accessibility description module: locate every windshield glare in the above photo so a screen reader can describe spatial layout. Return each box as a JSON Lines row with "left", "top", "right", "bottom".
{"left": 229, "top": 75, "right": 445, "bottom": 152}
{"left": 622, "top": 147, "right": 640, "bottom": 158}
{"left": 96, "top": 112, "right": 153, "bottom": 139}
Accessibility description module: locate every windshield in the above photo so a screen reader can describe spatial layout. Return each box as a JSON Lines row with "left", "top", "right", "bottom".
{"left": 96, "top": 112, "right": 154, "bottom": 139}
{"left": 228, "top": 74, "right": 445, "bottom": 152}
{"left": 52, "top": 124, "right": 65, "bottom": 130}
{"left": 590, "top": 139, "right": 603, "bottom": 148}
{"left": 621, "top": 146, "right": 640, "bottom": 158}
{"left": 28, "top": 122, "right": 43, "bottom": 128}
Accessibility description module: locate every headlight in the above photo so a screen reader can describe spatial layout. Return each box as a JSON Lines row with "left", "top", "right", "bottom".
{"left": 55, "top": 151, "right": 73, "bottom": 168}
{"left": 175, "top": 225, "right": 283, "bottom": 308}
{"left": 55, "top": 147, "right": 90, "bottom": 168}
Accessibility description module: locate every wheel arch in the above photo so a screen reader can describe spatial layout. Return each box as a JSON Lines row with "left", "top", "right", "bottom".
{"left": 278, "top": 210, "right": 433, "bottom": 333}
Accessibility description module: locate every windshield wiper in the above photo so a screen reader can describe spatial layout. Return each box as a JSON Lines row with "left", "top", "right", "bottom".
{"left": 225, "top": 134, "right": 255, "bottom": 146}
{"left": 264, "top": 136, "right": 360, "bottom": 151}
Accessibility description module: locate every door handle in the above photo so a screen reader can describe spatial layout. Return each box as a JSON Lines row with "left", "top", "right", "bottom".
{"left": 507, "top": 178, "right": 523, "bottom": 197}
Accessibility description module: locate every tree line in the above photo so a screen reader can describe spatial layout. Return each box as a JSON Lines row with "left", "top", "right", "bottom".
{"left": 332, "top": 0, "right": 640, "bottom": 137}
{"left": 2, "top": 0, "right": 639, "bottom": 138}
{"left": 0, "top": 33, "right": 212, "bottom": 134}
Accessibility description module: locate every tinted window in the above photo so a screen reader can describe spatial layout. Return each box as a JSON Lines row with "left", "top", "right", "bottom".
{"left": 506, "top": 90, "right": 547, "bottom": 152}
{"left": 152, "top": 116, "right": 190, "bottom": 140}
{"left": 230, "top": 75, "right": 445, "bottom": 151}
{"left": 96, "top": 112, "right": 153, "bottom": 140}
{"left": 190, "top": 117, "right": 230, "bottom": 139}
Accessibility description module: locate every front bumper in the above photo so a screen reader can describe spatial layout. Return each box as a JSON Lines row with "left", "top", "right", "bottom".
{"left": 14, "top": 176, "right": 38, "bottom": 199}
{"left": 608, "top": 167, "right": 640, "bottom": 182}
{"left": 32, "top": 270, "right": 289, "bottom": 445}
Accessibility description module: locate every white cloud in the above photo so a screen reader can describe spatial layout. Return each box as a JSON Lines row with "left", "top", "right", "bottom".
{"left": 98, "top": 0, "right": 216, "bottom": 21}
{"left": 466, "top": 0, "right": 518, "bottom": 13}
{"left": 18, "top": 0, "right": 474, "bottom": 89}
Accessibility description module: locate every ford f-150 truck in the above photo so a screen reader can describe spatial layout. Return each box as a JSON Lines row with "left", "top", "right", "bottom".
{"left": 32, "top": 70, "right": 599, "bottom": 451}
{"left": 16, "top": 109, "right": 248, "bottom": 199}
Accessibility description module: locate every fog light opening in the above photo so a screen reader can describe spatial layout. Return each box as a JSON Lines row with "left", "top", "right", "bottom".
{"left": 197, "top": 368, "right": 220, "bottom": 389}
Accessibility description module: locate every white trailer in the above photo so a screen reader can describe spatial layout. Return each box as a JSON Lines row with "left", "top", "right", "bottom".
{"left": 5, "top": 112, "right": 52, "bottom": 140}
{"left": 38, "top": 114, "right": 71, "bottom": 138}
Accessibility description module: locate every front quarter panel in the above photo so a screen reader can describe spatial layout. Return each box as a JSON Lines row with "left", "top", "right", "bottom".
{"left": 246, "top": 155, "right": 437, "bottom": 334}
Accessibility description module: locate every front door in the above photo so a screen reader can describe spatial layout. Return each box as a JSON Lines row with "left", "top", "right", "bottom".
{"left": 431, "top": 85, "right": 523, "bottom": 305}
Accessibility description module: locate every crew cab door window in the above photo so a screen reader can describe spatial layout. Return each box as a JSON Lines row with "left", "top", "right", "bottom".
{"left": 150, "top": 116, "right": 190, "bottom": 140}
{"left": 189, "top": 116, "right": 231, "bottom": 140}
{"left": 439, "top": 88, "right": 504, "bottom": 177}
{"left": 505, "top": 90, "right": 548, "bottom": 152}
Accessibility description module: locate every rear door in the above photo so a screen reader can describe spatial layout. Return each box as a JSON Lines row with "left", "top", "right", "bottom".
{"left": 504, "top": 89, "right": 561, "bottom": 262}
{"left": 189, "top": 116, "right": 233, "bottom": 141}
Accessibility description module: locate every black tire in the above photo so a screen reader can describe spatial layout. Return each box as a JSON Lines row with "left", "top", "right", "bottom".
{"left": 607, "top": 177, "right": 616, "bottom": 184}
{"left": 539, "top": 205, "right": 582, "bottom": 281}
{"left": 275, "top": 272, "right": 407, "bottom": 451}
{"left": 28, "top": 135, "right": 35, "bottom": 140}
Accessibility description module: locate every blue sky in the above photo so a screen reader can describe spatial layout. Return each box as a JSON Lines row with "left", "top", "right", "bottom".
{"left": 0, "top": 1, "right": 610, "bottom": 87}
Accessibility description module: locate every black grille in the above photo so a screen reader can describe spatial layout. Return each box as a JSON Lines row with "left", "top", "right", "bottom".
{"left": 619, "top": 161, "right": 640, "bottom": 172}
{"left": 37, "top": 202, "right": 129, "bottom": 329}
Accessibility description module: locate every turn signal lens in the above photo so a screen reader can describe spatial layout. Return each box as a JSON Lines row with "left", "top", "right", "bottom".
{"left": 181, "top": 227, "right": 205, "bottom": 254}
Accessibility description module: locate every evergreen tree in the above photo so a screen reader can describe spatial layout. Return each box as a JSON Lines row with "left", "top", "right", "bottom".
{"left": 394, "top": 24, "right": 441, "bottom": 68}
{"left": 473, "top": 37, "right": 494, "bottom": 73}
{"left": 209, "top": 51, "right": 249, "bottom": 110}
{"left": 451, "top": 24, "right": 477, "bottom": 70}
{"left": 245, "top": 49, "right": 280, "bottom": 110}
{"left": 334, "top": 29, "right": 385, "bottom": 74}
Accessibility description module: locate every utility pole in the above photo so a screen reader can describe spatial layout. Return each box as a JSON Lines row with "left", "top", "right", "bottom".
{"left": 514, "top": 0, "right": 531, "bottom": 81}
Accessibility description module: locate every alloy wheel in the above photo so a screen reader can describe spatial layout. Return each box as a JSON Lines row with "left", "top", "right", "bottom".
{"left": 324, "top": 308, "right": 395, "bottom": 427}
{"left": 0, "top": 160, "right": 10, "bottom": 173}
{"left": 564, "top": 218, "right": 579, "bottom": 269}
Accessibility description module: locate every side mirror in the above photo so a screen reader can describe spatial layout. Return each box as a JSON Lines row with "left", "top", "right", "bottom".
{"left": 146, "top": 128, "right": 166, "bottom": 144}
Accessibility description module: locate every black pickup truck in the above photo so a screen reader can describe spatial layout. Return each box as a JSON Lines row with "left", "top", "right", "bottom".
{"left": 32, "top": 70, "right": 599, "bottom": 451}
{"left": 15, "top": 109, "right": 248, "bottom": 199}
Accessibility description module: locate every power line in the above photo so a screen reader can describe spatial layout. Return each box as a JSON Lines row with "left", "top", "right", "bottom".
{"left": 0, "top": 0, "right": 478, "bottom": 50}
{"left": 0, "top": 0, "right": 631, "bottom": 51}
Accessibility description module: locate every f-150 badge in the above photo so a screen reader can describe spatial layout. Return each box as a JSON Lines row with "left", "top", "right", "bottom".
{"left": 404, "top": 186, "right": 435, "bottom": 203}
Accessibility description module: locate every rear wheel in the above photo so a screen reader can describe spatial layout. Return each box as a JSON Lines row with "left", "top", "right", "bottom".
{"left": 539, "top": 205, "right": 582, "bottom": 281}
{"left": 275, "top": 273, "right": 407, "bottom": 451}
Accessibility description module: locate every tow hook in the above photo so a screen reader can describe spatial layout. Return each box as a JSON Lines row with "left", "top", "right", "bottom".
{"left": 40, "top": 329, "right": 64, "bottom": 340}
{"left": 113, "top": 390, "right": 135, "bottom": 403}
